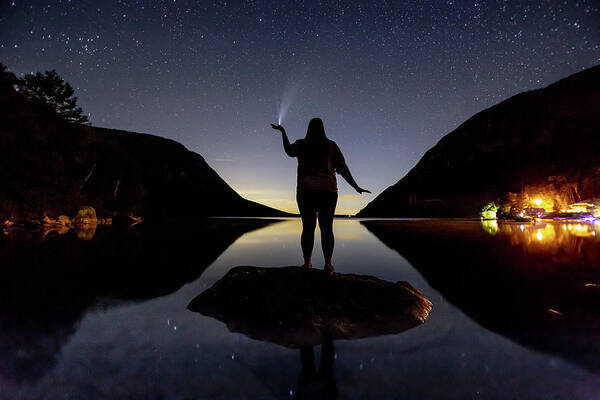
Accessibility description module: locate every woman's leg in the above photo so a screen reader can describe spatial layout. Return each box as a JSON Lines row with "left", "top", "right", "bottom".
{"left": 300, "top": 213, "right": 316, "bottom": 268}
{"left": 297, "top": 191, "right": 317, "bottom": 268}
{"left": 318, "top": 192, "right": 338, "bottom": 271}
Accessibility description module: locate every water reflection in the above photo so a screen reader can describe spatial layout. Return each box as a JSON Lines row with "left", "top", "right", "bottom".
{"left": 2, "top": 219, "right": 598, "bottom": 399}
{"left": 297, "top": 340, "right": 336, "bottom": 399}
{"left": 482, "top": 219, "right": 599, "bottom": 243}
{"left": 0, "top": 219, "right": 276, "bottom": 383}
{"left": 362, "top": 219, "right": 600, "bottom": 372}
{"left": 188, "top": 264, "right": 432, "bottom": 399}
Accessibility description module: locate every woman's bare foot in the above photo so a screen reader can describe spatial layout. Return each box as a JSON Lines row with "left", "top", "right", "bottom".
{"left": 324, "top": 263, "right": 334, "bottom": 275}
{"left": 303, "top": 261, "right": 312, "bottom": 270}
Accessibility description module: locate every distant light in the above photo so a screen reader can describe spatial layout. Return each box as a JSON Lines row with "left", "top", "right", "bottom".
{"left": 536, "top": 230, "right": 543, "bottom": 241}
{"left": 533, "top": 198, "right": 542, "bottom": 206}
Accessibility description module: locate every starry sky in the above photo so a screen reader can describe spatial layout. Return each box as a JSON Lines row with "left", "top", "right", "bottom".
{"left": 1, "top": 0, "right": 599, "bottom": 214}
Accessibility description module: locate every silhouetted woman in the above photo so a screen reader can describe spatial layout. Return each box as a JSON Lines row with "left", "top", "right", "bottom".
{"left": 271, "top": 118, "right": 370, "bottom": 274}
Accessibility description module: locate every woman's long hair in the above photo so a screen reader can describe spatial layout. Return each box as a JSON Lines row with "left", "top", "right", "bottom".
{"left": 304, "top": 118, "right": 329, "bottom": 156}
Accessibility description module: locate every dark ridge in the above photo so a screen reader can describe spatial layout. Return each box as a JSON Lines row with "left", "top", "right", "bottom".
{"left": 0, "top": 67, "right": 289, "bottom": 222}
{"left": 358, "top": 65, "right": 600, "bottom": 217}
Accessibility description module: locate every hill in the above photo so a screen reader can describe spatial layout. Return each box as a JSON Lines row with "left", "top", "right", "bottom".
{"left": 357, "top": 66, "right": 600, "bottom": 217}
{"left": 0, "top": 67, "right": 288, "bottom": 223}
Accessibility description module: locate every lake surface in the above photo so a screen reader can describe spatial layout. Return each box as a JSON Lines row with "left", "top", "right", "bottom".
{"left": 1, "top": 219, "right": 600, "bottom": 399}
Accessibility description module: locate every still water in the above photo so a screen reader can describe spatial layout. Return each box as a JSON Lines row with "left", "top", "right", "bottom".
{"left": 1, "top": 219, "right": 600, "bottom": 399}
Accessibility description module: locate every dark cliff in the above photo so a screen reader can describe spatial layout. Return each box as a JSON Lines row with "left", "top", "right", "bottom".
{"left": 358, "top": 66, "right": 600, "bottom": 217}
{"left": 0, "top": 68, "right": 287, "bottom": 222}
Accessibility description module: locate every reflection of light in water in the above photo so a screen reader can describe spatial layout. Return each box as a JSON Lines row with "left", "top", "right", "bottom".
{"left": 567, "top": 224, "right": 595, "bottom": 237}
{"left": 536, "top": 229, "right": 544, "bottom": 241}
{"left": 481, "top": 220, "right": 499, "bottom": 235}
{"left": 235, "top": 219, "right": 366, "bottom": 245}
{"left": 479, "top": 220, "right": 600, "bottom": 263}
{"left": 480, "top": 220, "right": 600, "bottom": 247}
{"left": 234, "top": 220, "right": 302, "bottom": 245}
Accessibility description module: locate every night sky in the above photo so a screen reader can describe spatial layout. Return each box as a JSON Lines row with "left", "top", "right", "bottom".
{"left": 1, "top": 1, "right": 599, "bottom": 214}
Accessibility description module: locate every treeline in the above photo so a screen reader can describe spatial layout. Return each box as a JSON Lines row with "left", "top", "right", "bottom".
{"left": 1, "top": 63, "right": 88, "bottom": 124}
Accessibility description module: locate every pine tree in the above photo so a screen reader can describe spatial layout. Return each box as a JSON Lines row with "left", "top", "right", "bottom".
{"left": 18, "top": 69, "right": 89, "bottom": 124}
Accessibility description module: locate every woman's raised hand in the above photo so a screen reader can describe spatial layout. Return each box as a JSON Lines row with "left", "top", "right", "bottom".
{"left": 355, "top": 187, "right": 371, "bottom": 194}
{"left": 270, "top": 123, "right": 285, "bottom": 132}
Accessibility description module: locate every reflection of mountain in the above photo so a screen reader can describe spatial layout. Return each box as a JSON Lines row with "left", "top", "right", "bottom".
{"left": 0, "top": 219, "right": 275, "bottom": 383}
{"left": 362, "top": 220, "right": 600, "bottom": 371}
{"left": 188, "top": 265, "right": 432, "bottom": 348}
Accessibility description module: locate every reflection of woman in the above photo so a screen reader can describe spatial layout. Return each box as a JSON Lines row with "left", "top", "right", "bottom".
{"left": 271, "top": 118, "right": 370, "bottom": 274}
{"left": 297, "top": 339, "right": 336, "bottom": 399}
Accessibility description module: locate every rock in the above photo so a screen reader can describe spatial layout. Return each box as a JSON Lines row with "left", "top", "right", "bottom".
{"left": 73, "top": 223, "right": 97, "bottom": 240}
{"left": 128, "top": 215, "right": 143, "bottom": 227}
{"left": 57, "top": 215, "right": 71, "bottom": 226}
{"left": 358, "top": 66, "right": 600, "bottom": 217}
{"left": 72, "top": 206, "right": 97, "bottom": 225}
{"left": 188, "top": 266, "right": 432, "bottom": 348}
{"left": 42, "top": 214, "right": 71, "bottom": 235}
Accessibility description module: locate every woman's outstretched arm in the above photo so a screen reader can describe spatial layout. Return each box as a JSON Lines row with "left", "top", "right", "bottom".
{"left": 334, "top": 143, "right": 371, "bottom": 194}
{"left": 271, "top": 124, "right": 296, "bottom": 157}
{"left": 337, "top": 163, "right": 371, "bottom": 194}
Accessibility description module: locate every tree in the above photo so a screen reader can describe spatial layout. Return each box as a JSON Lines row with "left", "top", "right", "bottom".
{"left": 0, "top": 62, "right": 18, "bottom": 88}
{"left": 17, "top": 69, "right": 89, "bottom": 124}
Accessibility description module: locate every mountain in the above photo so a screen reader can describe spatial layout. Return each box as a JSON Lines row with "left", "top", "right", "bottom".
{"left": 357, "top": 66, "right": 600, "bottom": 218}
{"left": 0, "top": 67, "right": 288, "bottom": 223}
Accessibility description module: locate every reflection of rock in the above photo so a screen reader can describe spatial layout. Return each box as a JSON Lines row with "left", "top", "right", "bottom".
{"left": 362, "top": 220, "right": 600, "bottom": 371}
{"left": 188, "top": 266, "right": 432, "bottom": 348}
{"left": 42, "top": 214, "right": 71, "bottom": 236}
{"left": 0, "top": 218, "right": 277, "bottom": 383}
{"left": 73, "top": 220, "right": 97, "bottom": 240}
{"left": 72, "top": 207, "right": 98, "bottom": 240}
